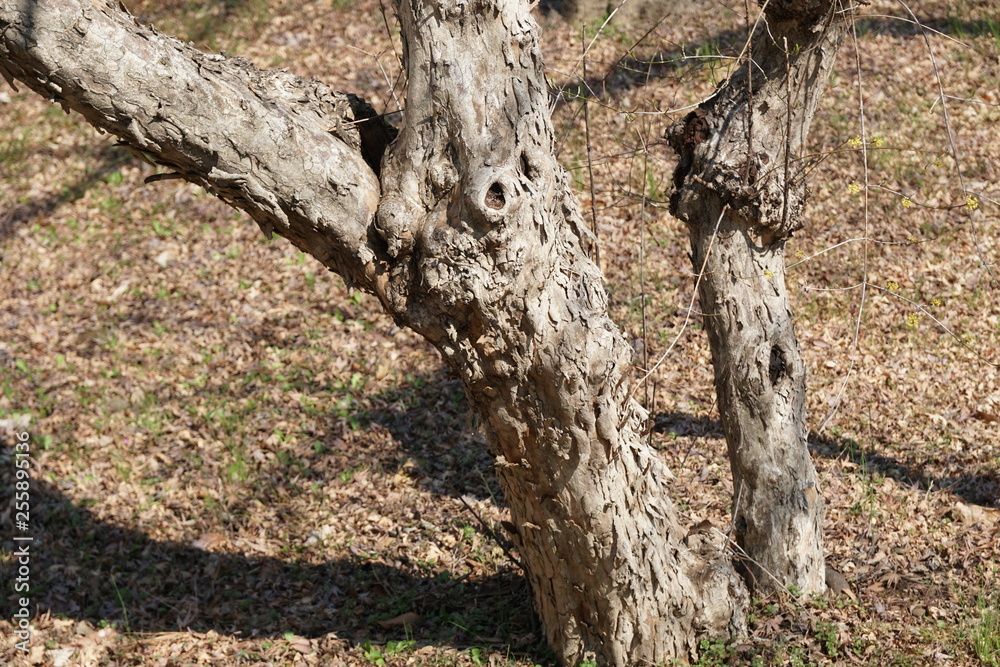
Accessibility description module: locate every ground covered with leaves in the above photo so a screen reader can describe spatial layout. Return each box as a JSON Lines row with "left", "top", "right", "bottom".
{"left": 1, "top": 0, "right": 998, "bottom": 665}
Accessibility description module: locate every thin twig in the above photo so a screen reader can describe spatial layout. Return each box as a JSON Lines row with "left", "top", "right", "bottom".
{"left": 459, "top": 496, "right": 524, "bottom": 572}
{"left": 638, "top": 204, "right": 729, "bottom": 387}
{"left": 346, "top": 46, "right": 403, "bottom": 116}
{"left": 818, "top": 12, "right": 869, "bottom": 433}
{"left": 582, "top": 26, "right": 601, "bottom": 266}
{"left": 895, "top": 0, "right": 999, "bottom": 289}
{"left": 634, "top": 124, "right": 650, "bottom": 407}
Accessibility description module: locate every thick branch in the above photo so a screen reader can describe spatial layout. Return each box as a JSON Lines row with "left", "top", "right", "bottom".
{"left": 0, "top": 0, "right": 392, "bottom": 290}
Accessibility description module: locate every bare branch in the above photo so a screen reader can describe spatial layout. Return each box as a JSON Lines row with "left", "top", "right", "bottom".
{"left": 0, "top": 0, "right": 393, "bottom": 290}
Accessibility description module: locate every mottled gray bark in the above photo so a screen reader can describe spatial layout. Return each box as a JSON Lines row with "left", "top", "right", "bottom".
{"left": 0, "top": 0, "right": 392, "bottom": 289}
{"left": 667, "top": 0, "right": 851, "bottom": 594}
{"left": 1, "top": 0, "right": 749, "bottom": 663}
{"left": 375, "top": 2, "right": 746, "bottom": 664}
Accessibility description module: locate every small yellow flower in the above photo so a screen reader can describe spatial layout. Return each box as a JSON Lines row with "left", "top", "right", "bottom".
{"left": 848, "top": 182, "right": 862, "bottom": 195}
{"left": 795, "top": 250, "right": 805, "bottom": 259}
{"left": 965, "top": 194, "right": 979, "bottom": 211}
{"left": 901, "top": 197, "right": 913, "bottom": 208}
{"left": 905, "top": 312, "right": 921, "bottom": 329}
{"left": 907, "top": 236, "right": 918, "bottom": 243}
{"left": 934, "top": 160, "right": 944, "bottom": 168}
{"left": 931, "top": 298, "right": 943, "bottom": 307}
{"left": 886, "top": 281, "right": 899, "bottom": 291}
{"left": 763, "top": 269, "right": 775, "bottom": 278}
{"left": 871, "top": 135, "right": 885, "bottom": 148}
{"left": 848, "top": 136, "right": 863, "bottom": 149}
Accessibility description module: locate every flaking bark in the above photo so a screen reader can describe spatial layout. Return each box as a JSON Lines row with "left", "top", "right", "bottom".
{"left": 0, "top": 0, "right": 393, "bottom": 290}
{"left": 667, "top": 0, "right": 852, "bottom": 594}
{"left": 374, "top": 2, "right": 746, "bottom": 663}
{"left": 2, "top": 0, "right": 751, "bottom": 663}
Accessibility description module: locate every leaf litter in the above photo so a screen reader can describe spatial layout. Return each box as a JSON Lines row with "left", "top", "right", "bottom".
{"left": 1, "top": 0, "right": 998, "bottom": 665}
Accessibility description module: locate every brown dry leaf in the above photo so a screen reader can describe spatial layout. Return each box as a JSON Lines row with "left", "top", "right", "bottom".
{"left": 46, "top": 648, "right": 76, "bottom": 667}
{"left": 972, "top": 409, "right": 999, "bottom": 423}
{"left": 190, "top": 532, "right": 227, "bottom": 550}
{"left": 27, "top": 643, "right": 45, "bottom": 664}
{"left": 288, "top": 635, "right": 313, "bottom": 654}
{"left": 953, "top": 502, "right": 1000, "bottom": 527}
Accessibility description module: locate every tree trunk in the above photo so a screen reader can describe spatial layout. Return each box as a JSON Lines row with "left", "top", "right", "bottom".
{"left": 2, "top": 0, "right": 750, "bottom": 663}
{"left": 667, "top": 0, "right": 851, "bottom": 594}
{"left": 373, "top": 2, "right": 750, "bottom": 663}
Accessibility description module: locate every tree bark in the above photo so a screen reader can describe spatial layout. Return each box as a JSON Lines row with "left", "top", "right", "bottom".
{"left": 374, "top": 2, "right": 747, "bottom": 663}
{"left": 0, "top": 0, "right": 393, "bottom": 289}
{"left": 667, "top": 0, "right": 851, "bottom": 594}
{"left": 2, "top": 0, "right": 748, "bottom": 664}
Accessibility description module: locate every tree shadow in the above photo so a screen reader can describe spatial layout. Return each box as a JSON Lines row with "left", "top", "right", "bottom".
{"left": 650, "top": 410, "right": 998, "bottom": 508}
{"left": 354, "top": 368, "right": 500, "bottom": 502}
{"left": 163, "top": 353, "right": 499, "bottom": 503}
{"left": 555, "top": 14, "right": 998, "bottom": 106}
{"left": 855, "top": 16, "right": 1000, "bottom": 41}
{"left": 808, "top": 430, "right": 999, "bottom": 509}
{"left": 0, "top": 144, "right": 133, "bottom": 244}
{"left": 0, "top": 460, "right": 545, "bottom": 658}
{"left": 651, "top": 410, "right": 723, "bottom": 439}
{"left": 553, "top": 27, "right": 746, "bottom": 105}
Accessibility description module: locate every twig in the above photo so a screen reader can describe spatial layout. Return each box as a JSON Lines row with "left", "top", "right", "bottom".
{"left": 895, "top": 0, "right": 998, "bottom": 289}
{"left": 818, "top": 12, "right": 870, "bottom": 433}
{"left": 634, "top": 124, "right": 650, "bottom": 407}
{"left": 459, "top": 496, "right": 524, "bottom": 572}
{"left": 638, "top": 204, "right": 729, "bottom": 388}
{"left": 582, "top": 26, "right": 600, "bottom": 265}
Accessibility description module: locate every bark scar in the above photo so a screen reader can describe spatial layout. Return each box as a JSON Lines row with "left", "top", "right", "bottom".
{"left": 768, "top": 344, "right": 787, "bottom": 386}
{"left": 666, "top": 107, "right": 709, "bottom": 192}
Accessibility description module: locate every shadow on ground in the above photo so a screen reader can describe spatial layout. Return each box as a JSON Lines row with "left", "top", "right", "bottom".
{"left": 0, "top": 468, "right": 544, "bottom": 658}
{"left": 553, "top": 15, "right": 1000, "bottom": 105}
{"left": 356, "top": 369, "right": 501, "bottom": 502}
{"left": 0, "top": 144, "right": 133, "bottom": 243}
{"left": 651, "top": 410, "right": 999, "bottom": 508}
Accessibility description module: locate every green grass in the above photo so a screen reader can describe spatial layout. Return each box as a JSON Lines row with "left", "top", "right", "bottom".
{"left": 972, "top": 594, "right": 1000, "bottom": 666}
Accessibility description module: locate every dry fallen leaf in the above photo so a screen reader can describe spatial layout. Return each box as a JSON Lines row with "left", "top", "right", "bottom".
{"left": 953, "top": 502, "right": 1000, "bottom": 526}
{"left": 288, "top": 636, "right": 312, "bottom": 654}
{"left": 190, "top": 532, "right": 228, "bottom": 550}
{"left": 972, "top": 409, "right": 999, "bottom": 423}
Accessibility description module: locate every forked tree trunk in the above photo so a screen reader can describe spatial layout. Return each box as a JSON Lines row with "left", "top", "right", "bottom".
{"left": 667, "top": 0, "right": 851, "bottom": 594}
{"left": 1, "top": 0, "right": 748, "bottom": 664}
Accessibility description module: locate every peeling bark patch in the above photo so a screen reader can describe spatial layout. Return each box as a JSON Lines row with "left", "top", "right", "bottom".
{"left": 768, "top": 344, "right": 787, "bottom": 387}
{"left": 666, "top": 108, "right": 710, "bottom": 202}
{"left": 485, "top": 182, "right": 506, "bottom": 210}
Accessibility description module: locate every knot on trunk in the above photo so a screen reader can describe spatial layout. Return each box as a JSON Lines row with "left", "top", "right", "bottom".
{"left": 465, "top": 169, "right": 521, "bottom": 237}
{"left": 374, "top": 194, "right": 419, "bottom": 258}
{"left": 666, "top": 108, "right": 710, "bottom": 194}
{"left": 667, "top": 106, "right": 806, "bottom": 243}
